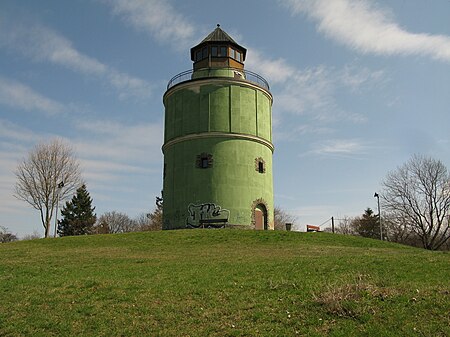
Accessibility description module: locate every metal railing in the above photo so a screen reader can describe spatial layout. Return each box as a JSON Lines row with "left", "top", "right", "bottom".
{"left": 167, "top": 68, "right": 270, "bottom": 91}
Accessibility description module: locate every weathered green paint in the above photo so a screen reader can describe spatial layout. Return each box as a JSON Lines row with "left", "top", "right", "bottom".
{"left": 162, "top": 32, "right": 274, "bottom": 230}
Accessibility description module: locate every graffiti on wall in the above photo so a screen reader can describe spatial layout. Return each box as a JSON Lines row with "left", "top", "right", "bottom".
{"left": 186, "top": 203, "right": 230, "bottom": 228}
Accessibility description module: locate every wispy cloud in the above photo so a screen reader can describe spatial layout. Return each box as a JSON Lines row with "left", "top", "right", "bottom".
{"left": 0, "top": 19, "right": 153, "bottom": 100}
{"left": 73, "top": 119, "right": 163, "bottom": 189}
{"left": 276, "top": 66, "right": 337, "bottom": 119}
{"left": 249, "top": 54, "right": 380, "bottom": 124}
{"left": 340, "top": 64, "right": 386, "bottom": 92}
{"left": 0, "top": 118, "right": 163, "bottom": 217}
{"left": 246, "top": 49, "right": 327, "bottom": 113}
{"left": 0, "top": 77, "right": 65, "bottom": 115}
{"left": 273, "top": 124, "right": 333, "bottom": 142}
{"left": 0, "top": 119, "right": 46, "bottom": 145}
{"left": 308, "top": 139, "right": 370, "bottom": 157}
{"left": 75, "top": 120, "right": 163, "bottom": 160}
{"left": 281, "top": 0, "right": 450, "bottom": 62}
{"left": 101, "top": 0, "right": 196, "bottom": 49}
{"left": 246, "top": 49, "right": 296, "bottom": 85}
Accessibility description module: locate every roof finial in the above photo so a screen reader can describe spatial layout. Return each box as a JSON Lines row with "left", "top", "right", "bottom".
{"left": 217, "top": 23, "right": 220, "bottom": 28}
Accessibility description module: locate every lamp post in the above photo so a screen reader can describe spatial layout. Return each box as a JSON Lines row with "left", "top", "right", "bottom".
{"left": 54, "top": 181, "right": 64, "bottom": 237}
{"left": 374, "top": 192, "right": 382, "bottom": 240}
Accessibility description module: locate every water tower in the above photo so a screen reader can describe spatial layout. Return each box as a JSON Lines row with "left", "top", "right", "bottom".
{"left": 162, "top": 25, "right": 274, "bottom": 230}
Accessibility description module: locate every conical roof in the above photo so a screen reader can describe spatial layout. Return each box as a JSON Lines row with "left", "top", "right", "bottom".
{"left": 200, "top": 25, "right": 238, "bottom": 44}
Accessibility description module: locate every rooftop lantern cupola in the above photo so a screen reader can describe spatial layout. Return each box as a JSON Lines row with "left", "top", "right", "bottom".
{"left": 190, "top": 24, "right": 247, "bottom": 71}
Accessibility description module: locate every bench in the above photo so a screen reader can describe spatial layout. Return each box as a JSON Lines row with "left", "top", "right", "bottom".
{"left": 199, "top": 218, "right": 228, "bottom": 228}
{"left": 306, "top": 225, "right": 320, "bottom": 232}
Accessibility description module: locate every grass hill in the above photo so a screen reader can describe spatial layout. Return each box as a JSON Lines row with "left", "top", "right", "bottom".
{"left": 0, "top": 230, "right": 449, "bottom": 336}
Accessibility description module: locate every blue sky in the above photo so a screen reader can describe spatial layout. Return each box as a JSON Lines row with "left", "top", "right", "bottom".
{"left": 1, "top": 0, "right": 449, "bottom": 237}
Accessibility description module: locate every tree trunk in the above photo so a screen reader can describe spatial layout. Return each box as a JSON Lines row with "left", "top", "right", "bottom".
{"left": 44, "top": 209, "right": 52, "bottom": 238}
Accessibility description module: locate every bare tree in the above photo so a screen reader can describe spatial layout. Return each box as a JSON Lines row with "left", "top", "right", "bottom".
{"left": 21, "top": 231, "right": 42, "bottom": 241}
{"left": 134, "top": 213, "right": 151, "bottom": 231}
{"left": 133, "top": 196, "right": 163, "bottom": 232}
{"left": 14, "top": 139, "right": 82, "bottom": 238}
{"left": 334, "top": 216, "right": 357, "bottom": 235}
{"left": 382, "top": 212, "right": 414, "bottom": 245}
{"left": 0, "top": 226, "right": 18, "bottom": 243}
{"left": 95, "top": 211, "right": 135, "bottom": 234}
{"left": 274, "top": 206, "right": 296, "bottom": 230}
{"left": 382, "top": 155, "right": 450, "bottom": 250}
{"left": 135, "top": 211, "right": 162, "bottom": 231}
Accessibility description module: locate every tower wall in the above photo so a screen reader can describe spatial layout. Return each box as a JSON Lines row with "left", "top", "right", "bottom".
{"left": 162, "top": 78, "right": 274, "bottom": 229}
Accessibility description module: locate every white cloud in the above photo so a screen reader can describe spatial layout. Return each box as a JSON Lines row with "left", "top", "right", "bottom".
{"left": 271, "top": 63, "right": 377, "bottom": 123}
{"left": 107, "top": 70, "right": 153, "bottom": 100}
{"left": 73, "top": 119, "right": 163, "bottom": 189}
{"left": 246, "top": 49, "right": 296, "bottom": 85}
{"left": 101, "top": 0, "right": 196, "bottom": 49}
{"left": 273, "top": 124, "right": 333, "bottom": 142}
{"left": 246, "top": 47, "right": 329, "bottom": 115}
{"left": 75, "top": 120, "right": 163, "bottom": 155}
{"left": 276, "top": 66, "right": 334, "bottom": 116}
{"left": 0, "top": 141, "right": 31, "bottom": 216}
{"left": 282, "top": 0, "right": 450, "bottom": 62}
{"left": 0, "top": 118, "right": 163, "bottom": 221}
{"left": 0, "top": 78, "right": 65, "bottom": 115}
{"left": 309, "top": 139, "right": 369, "bottom": 157}
{"left": 0, "top": 20, "right": 152, "bottom": 100}
{"left": 340, "top": 65, "right": 386, "bottom": 92}
{"left": 0, "top": 23, "right": 106, "bottom": 74}
{"left": 246, "top": 43, "right": 383, "bottom": 124}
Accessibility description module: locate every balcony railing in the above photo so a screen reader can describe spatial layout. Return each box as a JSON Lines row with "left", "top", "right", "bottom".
{"left": 167, "top": 68, "right": 270, "bottom": 91}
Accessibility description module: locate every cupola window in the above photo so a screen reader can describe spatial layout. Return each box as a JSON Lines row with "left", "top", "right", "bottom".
{"left": 219, "top": 46, "right": 227, "bottom": 57}
{"left": 235, "top": 50, "right": 242, "bottom": 62}
{"left": 195, "top": 50, "right": 202, "bottom": 61}
{"left": 194, "top": 47, "right": 209, "bottom": 61}
{"left": 229, "top": 48, "right": 242, "bottom": 62}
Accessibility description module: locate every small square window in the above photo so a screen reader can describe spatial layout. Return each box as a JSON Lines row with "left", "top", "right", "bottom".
{"left": 211, "top": 46, "right": 218, "bottom": 57}
{"left": 230, "top": 49, "right": 235, "bottom": 59}
{"left": 197, "top": 153, "right": 213, "bottom": 169}
{"left": 219, "top": 46, "right": 227, "bottom": 57}
{"left": 202, "top": 47, "right": 208, "bottom": 59}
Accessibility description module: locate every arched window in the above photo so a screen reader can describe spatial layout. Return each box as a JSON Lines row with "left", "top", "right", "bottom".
{"left": 255, "top": 157, "right": 266, "bottom": 174}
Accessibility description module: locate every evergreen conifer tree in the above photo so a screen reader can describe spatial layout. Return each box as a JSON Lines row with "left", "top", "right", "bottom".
{"left": 352, "top": 208, "right": 380, "bottom": 239}
{"left": 57, "top": 184, "right": 96, "bottom": 236}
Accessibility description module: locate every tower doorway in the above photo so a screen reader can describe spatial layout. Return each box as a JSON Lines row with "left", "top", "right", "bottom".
{"left": 254, "top": 204, "right": 268, "bottom": 230}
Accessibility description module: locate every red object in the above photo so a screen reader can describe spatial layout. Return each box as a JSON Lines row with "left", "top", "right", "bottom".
{"left": 306, "top": 225, "right": 320, "bottom": 232}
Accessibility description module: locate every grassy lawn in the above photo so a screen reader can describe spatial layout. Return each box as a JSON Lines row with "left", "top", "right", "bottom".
{"left": 0, "top": 230, "right": 449, "bottom": 336}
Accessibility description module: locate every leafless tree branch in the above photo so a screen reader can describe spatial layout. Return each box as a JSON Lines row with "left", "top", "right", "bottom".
{"left": 14, "top": 139, "right": 83, "bottom": 237}
{"left": 381, "top": 155, "right": 450, "bottom": 250}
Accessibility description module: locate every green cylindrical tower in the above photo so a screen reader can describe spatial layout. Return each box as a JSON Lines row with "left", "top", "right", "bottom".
{"left": 162, "top": 25, "right": 274, "bottom": 230}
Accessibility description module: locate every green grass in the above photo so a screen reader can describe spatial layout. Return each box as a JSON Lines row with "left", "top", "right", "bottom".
{"left": 0, "top": 230, "right": 449, "bottom": 336}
